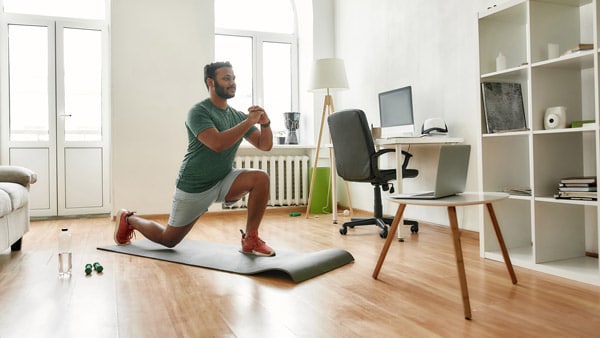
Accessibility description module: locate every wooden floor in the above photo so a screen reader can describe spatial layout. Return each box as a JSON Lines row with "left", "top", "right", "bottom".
{"left": 1, "top": 208, "right": 599, "bottom": 338}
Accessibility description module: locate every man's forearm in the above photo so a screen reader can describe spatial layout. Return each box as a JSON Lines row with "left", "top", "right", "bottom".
{"left": 257, "top": 124, "right": 273, "bottom": 151}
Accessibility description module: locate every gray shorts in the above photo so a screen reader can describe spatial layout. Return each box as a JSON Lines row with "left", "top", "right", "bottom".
{"left": 168, "top": 168, "right": 245, "bottom": 227}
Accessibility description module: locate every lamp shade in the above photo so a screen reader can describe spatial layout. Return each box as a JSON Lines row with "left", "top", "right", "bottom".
{"left": 309, "top": 58, "right": 349, "bottom": 92}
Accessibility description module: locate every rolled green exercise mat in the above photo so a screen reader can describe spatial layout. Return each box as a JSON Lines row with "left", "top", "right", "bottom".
{"left": 308, "top": 167, "right": 332, "bottom": 214}
{"left": 289, "top": 211, "right": 301, "bottom": 217}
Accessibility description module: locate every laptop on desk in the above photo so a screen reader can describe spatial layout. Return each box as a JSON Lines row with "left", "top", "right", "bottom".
{"left": 390, "top": 145, "right": 471, "bottom": 199}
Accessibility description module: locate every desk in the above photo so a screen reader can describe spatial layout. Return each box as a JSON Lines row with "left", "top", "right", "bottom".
{"left": 375, "top": 136, "right": 463, "bottom": 239}
{"left": 329, "top": 136, "right": 463, "bottom": 235}
{"left": 375, "top": 136, "right": 464, "bottom": 190}
{"left": 372, "top": 192, "right": 518, "bottom": 319}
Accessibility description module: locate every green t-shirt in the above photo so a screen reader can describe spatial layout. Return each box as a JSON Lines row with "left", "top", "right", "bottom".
{"left": 176, "top": 98, "right": 257, "bottom": 193}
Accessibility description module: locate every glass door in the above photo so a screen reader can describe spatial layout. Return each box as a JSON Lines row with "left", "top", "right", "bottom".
{"left": 1, "top": 17, "right": 110, "bottom": 216}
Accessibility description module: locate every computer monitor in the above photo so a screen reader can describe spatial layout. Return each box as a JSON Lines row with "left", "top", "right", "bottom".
{"left": 378, "top": 85, "right": 415, "bottom": 138}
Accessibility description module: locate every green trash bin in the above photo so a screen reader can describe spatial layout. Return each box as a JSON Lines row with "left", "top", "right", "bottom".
{"left": 308, "top": 167, "right": 332, "bottom": 214}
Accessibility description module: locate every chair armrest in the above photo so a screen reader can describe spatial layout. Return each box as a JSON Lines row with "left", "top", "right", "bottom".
{"left": 0, "top": 166, "right": 38, "bottom": 187}
{"left": 400, "top": 150, "right": 413, "bottom": 169}
{"left": 371, "top": 148, "right": 395, "bottom": 161}
{"left": 371, "top": 148, "right": 396, "bottom": 174}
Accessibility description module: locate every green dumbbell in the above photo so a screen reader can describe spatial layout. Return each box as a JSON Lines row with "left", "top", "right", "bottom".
{"left": 85, "top": 263, "right": 93, "bottom": 275}
{"left": 93, "top": 262, "right": 104, "bottom": 273}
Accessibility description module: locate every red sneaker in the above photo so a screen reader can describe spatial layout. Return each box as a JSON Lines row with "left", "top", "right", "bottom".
{"left": 114, "top": 209, "right": 135, "bottom": 245}
{"left": 240, "top": 230, "right": 275, "bottom": 256}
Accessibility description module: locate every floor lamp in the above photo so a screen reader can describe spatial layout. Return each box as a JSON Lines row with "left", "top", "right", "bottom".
{"left": 305, "top": 58, "right": 349, "bottom": 220}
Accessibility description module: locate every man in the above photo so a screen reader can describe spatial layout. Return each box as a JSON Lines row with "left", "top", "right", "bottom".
{"left": 114, "top": 61, "right": 275, "bottom": 256}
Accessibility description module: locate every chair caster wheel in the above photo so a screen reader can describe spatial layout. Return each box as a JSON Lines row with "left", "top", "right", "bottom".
{"left": 410, "top": 225, "right": 419, "bottom": 233}
{"left": 379, "top": 230, "right": 388, "bottom": 238}
{"left": 339, "top": 227, "right": 347, "bottom": 235}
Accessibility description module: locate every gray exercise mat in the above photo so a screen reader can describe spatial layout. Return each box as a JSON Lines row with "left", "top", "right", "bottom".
{"left": 98, "top": 239, "right": 354, "bottom": 283}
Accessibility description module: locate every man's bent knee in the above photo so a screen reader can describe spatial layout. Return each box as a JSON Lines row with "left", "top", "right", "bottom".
{"left": 228, "top": 170, "right": 269, "bottom": 199}
{"left": 161, "top": 223, "right": 194, "bottom": 248}
{"left": 254, "top": 170, "right": 269, "bottom": 187}
{"left": 162, "top": 237, "right": 183, "bottom": 248}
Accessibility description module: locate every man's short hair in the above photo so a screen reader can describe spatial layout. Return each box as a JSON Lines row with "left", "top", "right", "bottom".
{"left": 204, "top": 61, "right": 232, "bottom": 89}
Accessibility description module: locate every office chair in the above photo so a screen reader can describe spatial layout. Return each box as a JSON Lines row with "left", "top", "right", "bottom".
{"left": 327, "top": 109, "right": 419, "bottom": 238}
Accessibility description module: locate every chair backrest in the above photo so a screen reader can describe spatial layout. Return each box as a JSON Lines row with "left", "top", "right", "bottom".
{"left": 327, "top": 109, "right": 376, "bottom": 182}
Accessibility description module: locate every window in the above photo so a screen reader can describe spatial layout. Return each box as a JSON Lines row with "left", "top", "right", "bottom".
{"left": 3, "top": 0, "right": 106, "bottom": 20}
{"left": 63, "top": 27, "right": 103, "bottom": 141}
{"left": 3, "top": 6, "right": 106, "bottom": 142}
{"left": 215, "top": 0, "right": 294, "bottom": 34}
{"left": 6, "top": 25, "right": 49, "bottom": 141}
{"left": 214, "top": 0, "right": 298, "bottom": 139}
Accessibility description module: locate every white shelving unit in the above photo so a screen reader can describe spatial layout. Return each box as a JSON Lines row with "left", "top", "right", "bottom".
{"left": 477, "top": 0, "right": 600, "bottom": 285}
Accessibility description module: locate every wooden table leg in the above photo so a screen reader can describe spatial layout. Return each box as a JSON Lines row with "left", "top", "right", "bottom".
{"left": 486, "top": 203, "right": 518, "bottom": 284}
{"left": 447, "top": 206, "right": 472, "bottom": 320}
{"left": 372, "top": 203, "right": 406, "bottom": 279}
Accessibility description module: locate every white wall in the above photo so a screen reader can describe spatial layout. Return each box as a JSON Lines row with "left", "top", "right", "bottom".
{"left": 332, "top": 0, "right": 485, "bottom": 230}
{"left": 109, "top": 0, "right": 492, "bottom": 231}
{"left": 110, "top": 0, "right": 316, "bottom": 217}
{"left": 111, "top": 0, "right": 212, "bottom": 215}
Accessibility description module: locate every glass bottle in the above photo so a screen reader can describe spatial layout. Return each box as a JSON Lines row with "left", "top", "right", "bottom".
{"left": 58, "top": 228, "right": 72, "bottom": 278}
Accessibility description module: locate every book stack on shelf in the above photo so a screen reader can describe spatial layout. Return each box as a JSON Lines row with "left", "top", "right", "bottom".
{"left": 502, "top": 186, "right": 531, "bottom": 196}
{"left": 562, "top": 43, "right": 593, "bottom": 56}
{"left": 571, "top": 120, "right": 595, "bottom": 128}
{"left": 555, "top": 176, "right": 597, "bottom": 201}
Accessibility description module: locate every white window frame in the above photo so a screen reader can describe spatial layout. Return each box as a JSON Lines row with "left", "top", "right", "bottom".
{"left": 215, "top": 29, "right": 299, "bottom": 114}
{"left": 214, "top": 0, "right": 302, "bottom": 143}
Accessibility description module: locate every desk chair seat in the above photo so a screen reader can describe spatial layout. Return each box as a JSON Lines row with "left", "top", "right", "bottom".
{"left": 328, "top": 109, "right": 419, "bottom": 238}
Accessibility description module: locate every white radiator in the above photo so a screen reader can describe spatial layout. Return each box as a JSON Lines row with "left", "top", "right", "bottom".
{"left": 225, "top": 155, "right": 310, "bottom": 208}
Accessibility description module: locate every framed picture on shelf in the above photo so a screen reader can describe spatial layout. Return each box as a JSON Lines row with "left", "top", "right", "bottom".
{"left": 481, "top": 82, "right": 528, "bottom": 133}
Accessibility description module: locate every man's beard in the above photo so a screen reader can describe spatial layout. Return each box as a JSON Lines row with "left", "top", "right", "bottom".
{"left": 214, "top": 80, "right": 235, "bottom": 99}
